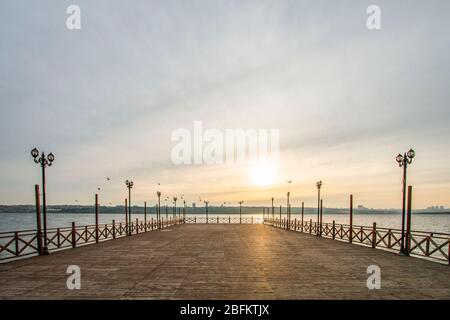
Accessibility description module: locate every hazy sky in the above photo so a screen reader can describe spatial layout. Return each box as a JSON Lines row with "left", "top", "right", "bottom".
{"left": 1, "top": 0, "right": 450, "bottom": 209}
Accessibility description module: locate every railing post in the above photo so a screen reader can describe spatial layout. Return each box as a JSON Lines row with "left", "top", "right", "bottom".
{"left": 360, "top": 226, "right": 363, "bottom": 243}
{"left": 136, "top": 218, "right": 139, "bottom": 234}
{"left": 217, "top": 216, "right": 219, "bottom": 224}
{"left": 448, "top": 238, "right": 450, "bottom": 265}
{"left": 309, "top": 219, "right": 312, "bottom": 234}
{"left": 112, "top": 220, "right": 116, "bottom": 239}
{"left": 195, "top": 216, "right": 196, "bottom": 224}
{"left": 349, "top": 194, "right": 353, "bottom": 243}
{"left": 14, "top": 232, "right": 19, "bottom": 256}
{"left": 57, "top": 228, "right": 61, "bottom": 247}
{"left": 388, "top": 229, "right": 392, "bottom": 248}
{"left": 71, "top": 222, "right": 76, "bottom": 248}
{"left": 372, "top": 222, "right": 377, "bottom": 248}
{"left": 34, "top": 184, "right": 43, "bottom": 255}
{"left": 332, "top": 220, "right": 336, "bottom": 239}
{"left": 229, "top": 216, "right": 231, "bottom": 224}
{"left": 95, "top": 193, "right": 99, "bottom": 243}
{"left": 251, "top": 216, "right": 253, "bottom": 224}
{"left": 294, "top": 218, "right": 297, "bottom": 231}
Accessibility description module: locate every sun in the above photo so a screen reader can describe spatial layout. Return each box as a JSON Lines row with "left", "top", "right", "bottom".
{"left": 249, "top": 164, "right": 277, "bottom": 186}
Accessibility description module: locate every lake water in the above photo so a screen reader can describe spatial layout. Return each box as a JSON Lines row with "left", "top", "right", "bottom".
{"left": 1, "top": 211, "right": 449, "bottom": 234}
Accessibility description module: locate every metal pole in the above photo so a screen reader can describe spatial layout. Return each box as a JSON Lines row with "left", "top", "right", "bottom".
{"left": 158, "top": 196, "right": 161, "bottom": 228}
{"left": 240, "top": 203, "right": 242, "bottom": 223}
{"left": 271, "top": 198, "right": 274, "bottom": 221}
{"left": 125, "top": 198, "right": 128, "bottom": 236}
{"left": 400, "top": 157, "right": 407, "bottom": 255}
{"left": 144, "top": 201, "right": 147, "bottom": 231}
{"left": 95, "top": 193, "right": 99, "bottom": 243}
{"left": 349, "top": 194, "right": 353, "bottom": 243}
{"left": 34, "top": 184, "right": 43, "bottom": 255}
{"left": 41, "top": 154, "right": 48, "bottom": 250}
{"left": 301, "top": 202, "right": 304, "bottom": 232}
{"left": 317, "top": 187, "right": 320, "bottom": 235}
{"left": 128, "top": 187, "right": 131, "bottom": 235}
{"left": 406, "top": 185, "right": 412, "bottom": 256}
{"left": 319, "top": 199, "right": 323, "bottom": 236}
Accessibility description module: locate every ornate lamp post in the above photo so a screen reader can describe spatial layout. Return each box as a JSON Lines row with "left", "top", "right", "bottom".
{"left": 125, "top": 180, "right": 134, "bottom": 235}
{"left": 31, "top": 148, "right": 54, "bottom": 255}
{"left": 396, "top": 149, "right": 415, "bottom": 255}
{"left": 316, "top": 181, "right": 322, "bottom": 235}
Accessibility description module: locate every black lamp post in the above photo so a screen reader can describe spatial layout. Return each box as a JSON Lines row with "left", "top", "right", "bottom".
{"left": 396, "top": 148, "right": 415, "bottom": 255}
{"left": 316, "top": 181, "right": 322, "bottom": 235}
{"left": 125, "top": 180, "right": 134, "bottom": 235}
{"left": 31, "top": 148, "right": 54, "bottom": 255}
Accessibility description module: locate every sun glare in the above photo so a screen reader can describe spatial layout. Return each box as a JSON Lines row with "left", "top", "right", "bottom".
{"left": 250, "top": 164, "right": 277, "bottom": 186}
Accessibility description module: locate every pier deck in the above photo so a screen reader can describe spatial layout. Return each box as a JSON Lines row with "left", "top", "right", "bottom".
{"left": 1, "top": 224, "right": 449, "bottom": 299}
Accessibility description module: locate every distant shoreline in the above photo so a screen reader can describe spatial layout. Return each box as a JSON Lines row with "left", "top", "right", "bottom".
{"left": 1, "top": 205, "right": 449, "bottom": 215}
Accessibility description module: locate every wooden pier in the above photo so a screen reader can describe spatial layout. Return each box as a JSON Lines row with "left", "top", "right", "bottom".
{"left": 1, "top": 224, "right": 449, "bottom": 299}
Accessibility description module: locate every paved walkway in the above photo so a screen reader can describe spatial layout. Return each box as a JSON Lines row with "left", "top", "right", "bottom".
{"left": 0, "top": 224, "right": 449, "bottom": 299}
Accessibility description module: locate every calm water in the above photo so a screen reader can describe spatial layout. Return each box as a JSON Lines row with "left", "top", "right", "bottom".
{"left": 1, "top": 212, "right": 449, "bottom": 234}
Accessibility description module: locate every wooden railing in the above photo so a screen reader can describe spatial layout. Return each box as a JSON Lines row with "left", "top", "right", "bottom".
{"left": 0, "top": 217, "right": 182, "bottom": 263}
{"left": 184, "top": 216, "right": 262, "bottom": 224}
{"left": 264, "top": 217, "right": 450, "bottom": 265}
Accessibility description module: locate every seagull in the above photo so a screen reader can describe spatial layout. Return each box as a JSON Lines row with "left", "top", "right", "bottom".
{"left": 157, "top": 182, "right": 160, "bottom": 185}
{"left": 106, "top": 177, "right": 110, "bottom": 181}
{"left": 287, "top": 180, "right": 292, "bottom": 184}
{"left": 97, "top": 187, "right": 101, "bottom": 191}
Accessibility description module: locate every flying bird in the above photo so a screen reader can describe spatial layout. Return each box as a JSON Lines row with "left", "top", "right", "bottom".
{"left": 97, "top": 187, "right": 101, "bottom": 191}
{"left": 287, "top": 180, "right": 292, "bottom": 184}
{"left": 106, "top": 177, "right": 110, "bottom": 181}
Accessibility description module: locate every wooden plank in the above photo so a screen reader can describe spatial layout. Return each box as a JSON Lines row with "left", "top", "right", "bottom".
{"left": 0, "top": 224, "right": 449, "bottom": 299}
